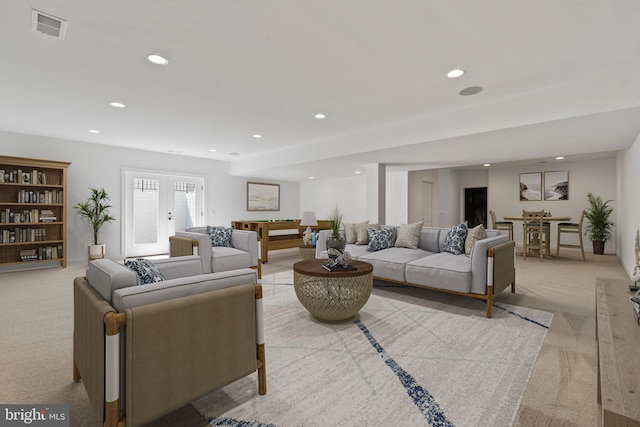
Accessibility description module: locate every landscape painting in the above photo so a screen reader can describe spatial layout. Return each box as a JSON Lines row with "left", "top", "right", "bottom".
{"left": 544, "top": 171, "right": 569, "bottom": 200}
{"left": 519, "top": 172, "right": 542, "bottom": 201}
{"left": 247, "top": 182, "right": 280, "bottom": 211}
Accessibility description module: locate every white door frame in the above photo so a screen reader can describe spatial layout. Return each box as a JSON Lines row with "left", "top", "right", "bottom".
{"left": 122, "top": 167, "right": 205, "bottom": 257}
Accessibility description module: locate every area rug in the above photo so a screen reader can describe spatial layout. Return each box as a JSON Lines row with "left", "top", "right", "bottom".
{"left": 193, "top": 282, "right": 552, "bottom": 427}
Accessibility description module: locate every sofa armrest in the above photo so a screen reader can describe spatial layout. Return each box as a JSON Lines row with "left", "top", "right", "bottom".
{"left": 169, "top": 236, "right": 197, "bottom": 258}
{"left": 488, "top": 240, "right": 516, "bottom": 296}
{"left": 231, "top": 230, "right": 259, "bottom": 267}
{"left": 469, "top": 235, "right": 509, "bottom": 294}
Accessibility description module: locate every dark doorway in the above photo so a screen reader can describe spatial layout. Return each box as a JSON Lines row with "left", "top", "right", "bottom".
{"left": 465, "top": 187, "right": 487, "bottom": 228}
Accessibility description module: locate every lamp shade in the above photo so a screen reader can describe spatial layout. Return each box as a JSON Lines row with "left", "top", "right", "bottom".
{"left": 300, "top": 211, "right": 318, "bottom": 227}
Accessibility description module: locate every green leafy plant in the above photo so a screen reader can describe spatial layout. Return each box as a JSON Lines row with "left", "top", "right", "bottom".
{"left": 327, "top": 205, "right": 343, "bottom": 237}
{"left": 74, "top": 187, "right": 116, "bottom": 245}
{"left": 584, "top": 192, "right": 614, "bottom": 242}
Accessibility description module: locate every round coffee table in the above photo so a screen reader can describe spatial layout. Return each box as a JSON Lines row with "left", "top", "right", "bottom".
{"left": 293, "top": 259, "right": 373, "bottom": 322}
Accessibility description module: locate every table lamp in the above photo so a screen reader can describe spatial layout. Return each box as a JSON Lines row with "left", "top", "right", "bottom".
{"left": 300, "top": 211, "right": 318, "bottom": 246}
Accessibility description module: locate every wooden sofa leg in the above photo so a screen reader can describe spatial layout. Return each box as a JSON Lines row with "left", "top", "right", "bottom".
{"left": 257, "top": 343, "right": 267, "bottom": 395}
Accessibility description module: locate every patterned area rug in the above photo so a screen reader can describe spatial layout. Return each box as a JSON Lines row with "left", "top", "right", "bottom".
{"left": 193, "top": 282, "right": 552, "bottom": 427}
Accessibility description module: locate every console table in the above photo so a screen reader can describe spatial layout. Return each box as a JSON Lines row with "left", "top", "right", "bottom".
{"left": 232, "top": 220, "right": 331, "bottom": 263}
{"left": 596, "top": 278, "right": 640, "bottom": 426}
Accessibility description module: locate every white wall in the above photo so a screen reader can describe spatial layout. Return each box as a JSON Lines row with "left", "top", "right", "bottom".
{"left": 618, "top": 136, "right": 640, "bottom": 276}
{"left": 0, "top": 130, "right": 300, "bottom": 263}
{"left": 386, "top": 171, "right": 408, "bottom": 225}
{"left": 488, "top": 157, "right": 618, "bottom": 253}
{"left": 299, "top": 175, "right": 367, "bottom": 222}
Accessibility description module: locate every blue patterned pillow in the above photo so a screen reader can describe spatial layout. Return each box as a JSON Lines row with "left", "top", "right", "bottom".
{"left": 367, "top": 228, "right": 396, "bottom": 252}
{"left": 207, "top": 226, "right": 233, "bottom": 247}
{"left": 124, "top": 258, "right": 165, "bottom": 285}
{"left": 442, "top": 223, "right": 468, "bottom": 255}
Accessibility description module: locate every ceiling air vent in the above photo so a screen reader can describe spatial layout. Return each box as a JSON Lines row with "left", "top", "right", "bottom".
{"left": 31, "top": 9, "right": 67, "bottom": 39}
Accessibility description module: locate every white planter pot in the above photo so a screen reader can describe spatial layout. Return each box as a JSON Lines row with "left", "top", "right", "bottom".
{"left": 88, "top": 243, "right": 105, "bottom": 259}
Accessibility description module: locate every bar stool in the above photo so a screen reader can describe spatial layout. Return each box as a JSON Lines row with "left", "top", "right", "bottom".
{"left": 556, "top": 210, "right": 586, "bottom": 261}
{"left": 523, "top": 210, "right": 550, "bottom": 261}
{"left": 489, "top": 209, "right": 514, "bottom": 240}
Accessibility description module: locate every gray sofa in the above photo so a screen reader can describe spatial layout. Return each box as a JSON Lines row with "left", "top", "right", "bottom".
{"left": 316, "top": 226, "right": 515, "bottom": 317}
{"left": 170, "top": 226, "right": 261, "bottom": 278}
{"left": 74, "top": 255, "right": 265, "bottom": 427}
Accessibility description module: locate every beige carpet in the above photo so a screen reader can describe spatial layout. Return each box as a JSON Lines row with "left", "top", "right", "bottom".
{"left": 0, "top": 247, "right": 631, "bottom": 426}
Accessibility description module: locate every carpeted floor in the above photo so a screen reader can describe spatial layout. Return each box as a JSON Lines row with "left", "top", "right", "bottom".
{"left": 0, "top": 247, "right": 632, "bottom": 426}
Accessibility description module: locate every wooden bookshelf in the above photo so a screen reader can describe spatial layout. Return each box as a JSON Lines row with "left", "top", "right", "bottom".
{"left": 0, "top": 155, "right": 70, "bottom": 270}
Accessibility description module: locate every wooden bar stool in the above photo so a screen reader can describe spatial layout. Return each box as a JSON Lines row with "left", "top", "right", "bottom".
{"left": 489, "top": 210, "right": 514, "bottom": 240}
{"left": 556, "top": 210, "right": 586, "bottom": 261}
{"left": 523, "top": 210, "right": 550, "bottom": 261}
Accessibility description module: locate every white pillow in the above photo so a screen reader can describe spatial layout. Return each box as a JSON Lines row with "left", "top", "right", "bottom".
{"left": 394, "top": 222, "right": 423, "bottom": 249}
{"left": 355, "top": 223, "right": 379, "bottom": 245}
{"left": 465, "top": 224, "right": 488, "bottom": 257}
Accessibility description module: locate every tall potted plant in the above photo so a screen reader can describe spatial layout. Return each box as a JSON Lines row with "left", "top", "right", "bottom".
{"left": 584, "top": 192, "right": 614, "bottom": 255}
{"left": 326, "top": 205, "right": 345, "bottom": 254}
{"left": 74, "top": 186, "right": 116, "bottom": 259}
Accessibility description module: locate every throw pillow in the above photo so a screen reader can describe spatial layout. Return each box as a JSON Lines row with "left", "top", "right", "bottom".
{"left": 442, "top": 223, "right": 468, "bottom": 255}
{"left": 367, "top": 228, "right": 396, "bottom": 252}
{"left": 394, "top": 221, "right": 423, "bottom": 249}
{"left": 344, "top": 221, "right": 368, "bottom": 244}
{"left": 124, "top": 258, "right": 165, "bottom": 285}
{"left": 207, "top": 225, "right": 233, "bottom": 247}
{"left": 355, "top": 223, "right": 379, "bottom": 245}
{"left": 465, "top": 224, "right": 488, "bottom": 257}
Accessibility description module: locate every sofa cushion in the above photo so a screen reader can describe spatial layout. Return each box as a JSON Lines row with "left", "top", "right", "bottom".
{"left": 211, "top": 246, "right": 251, "bottom": 272}
{"left": 344, "top": 221, "right": 368, "bottom": 244}
{"left": 418, "top": 227, "right": 441, "bottom": 253}
{"left": 124, "top": 258, "right": 166, "bottom": 285}
{"left": 367, "top": 228, "right": 396, "bottom": 251}
{"left": 442, "top": 223, "right": 468, "bottom": 255}
{"left": 207, "top": 225, "right": 233, "bottom": 247}
{"left": 394, "top": 222, "right": 423, "bottom": 249}
{"left": 465, "top": 224, "right": 488, "bottom": 257}
{"left": 405, "top": 252, "right": 472, "bottom": 293}
{"left": 360, "top": 247, "right": 433, "bottom": 282}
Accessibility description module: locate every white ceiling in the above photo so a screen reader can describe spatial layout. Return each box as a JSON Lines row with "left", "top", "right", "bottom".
{"left": 2, "top": 1, "right": 640, "bottom": 181}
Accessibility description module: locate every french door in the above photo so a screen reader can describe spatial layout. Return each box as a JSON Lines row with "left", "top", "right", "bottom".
{"left": 124, "top": 170, "right": 204, "bottom": 257}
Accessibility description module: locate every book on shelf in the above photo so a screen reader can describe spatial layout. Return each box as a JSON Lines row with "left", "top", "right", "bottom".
{"left": 321, "top": 263, "right": 357, "bottom": 272}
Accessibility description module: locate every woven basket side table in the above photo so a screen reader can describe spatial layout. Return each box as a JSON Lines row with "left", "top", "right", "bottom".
{"left": 293, "top": 260, "right": 373, "bottom": 322}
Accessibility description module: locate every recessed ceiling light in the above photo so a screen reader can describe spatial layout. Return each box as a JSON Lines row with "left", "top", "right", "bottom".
{"left": 354, "top": 171, "right": 361, "bottom": 174}
{"left": 230, "top": 152, "right": 240, "bottom": 156}
{"left": 110, "top": 102, "right": 126, "bottom": 108}
{"left": 483, "top": 163, "right": 490, "bottom": 167}
{"left": 89, "top": 129, "right": 100, "bottom": 134}
{"left": 308, "top": 176, "right": 315, "bottom": 180}
{"left": 459, "top": 86, "right": 483, "bottom": 96}
{"left": 315, "top": 113, "right": 326, "bottom": 119}
{"left": 147, "top": 54, "right": 169, "bottom": 65}
{"left": 447, "top": 69, "right": 465, "bottom": 78}
{"left": 209, "top": 149, "right": 217, "bottom": 152}
{"left": 252, "top": 134, "right": 262, "bottom": 139}
{"left": 555, "top": 156, "right": 565, "bottom": 160}
{"left": 167, "top": 150, "right": 182, "bottom": 154}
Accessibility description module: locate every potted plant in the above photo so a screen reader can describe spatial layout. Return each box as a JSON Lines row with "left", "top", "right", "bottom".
{"left": 584, "top": 192, "right": 614, "bottom": 255}
{"left": 74, "top": 186, "right": 116, "bottom": 259}
{"left": 326, "top": 205, "right": 345, "bottom": 254}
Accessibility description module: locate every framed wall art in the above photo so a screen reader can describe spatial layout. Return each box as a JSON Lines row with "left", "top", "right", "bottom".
{"left": 544, "top": 170, "right": 569, "bottom": 200}
{"left": 247, "top": 182, "right": 280, "bottom": 211}
{"left": 519, "top": 172, "right": 542, "bottom": 201}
